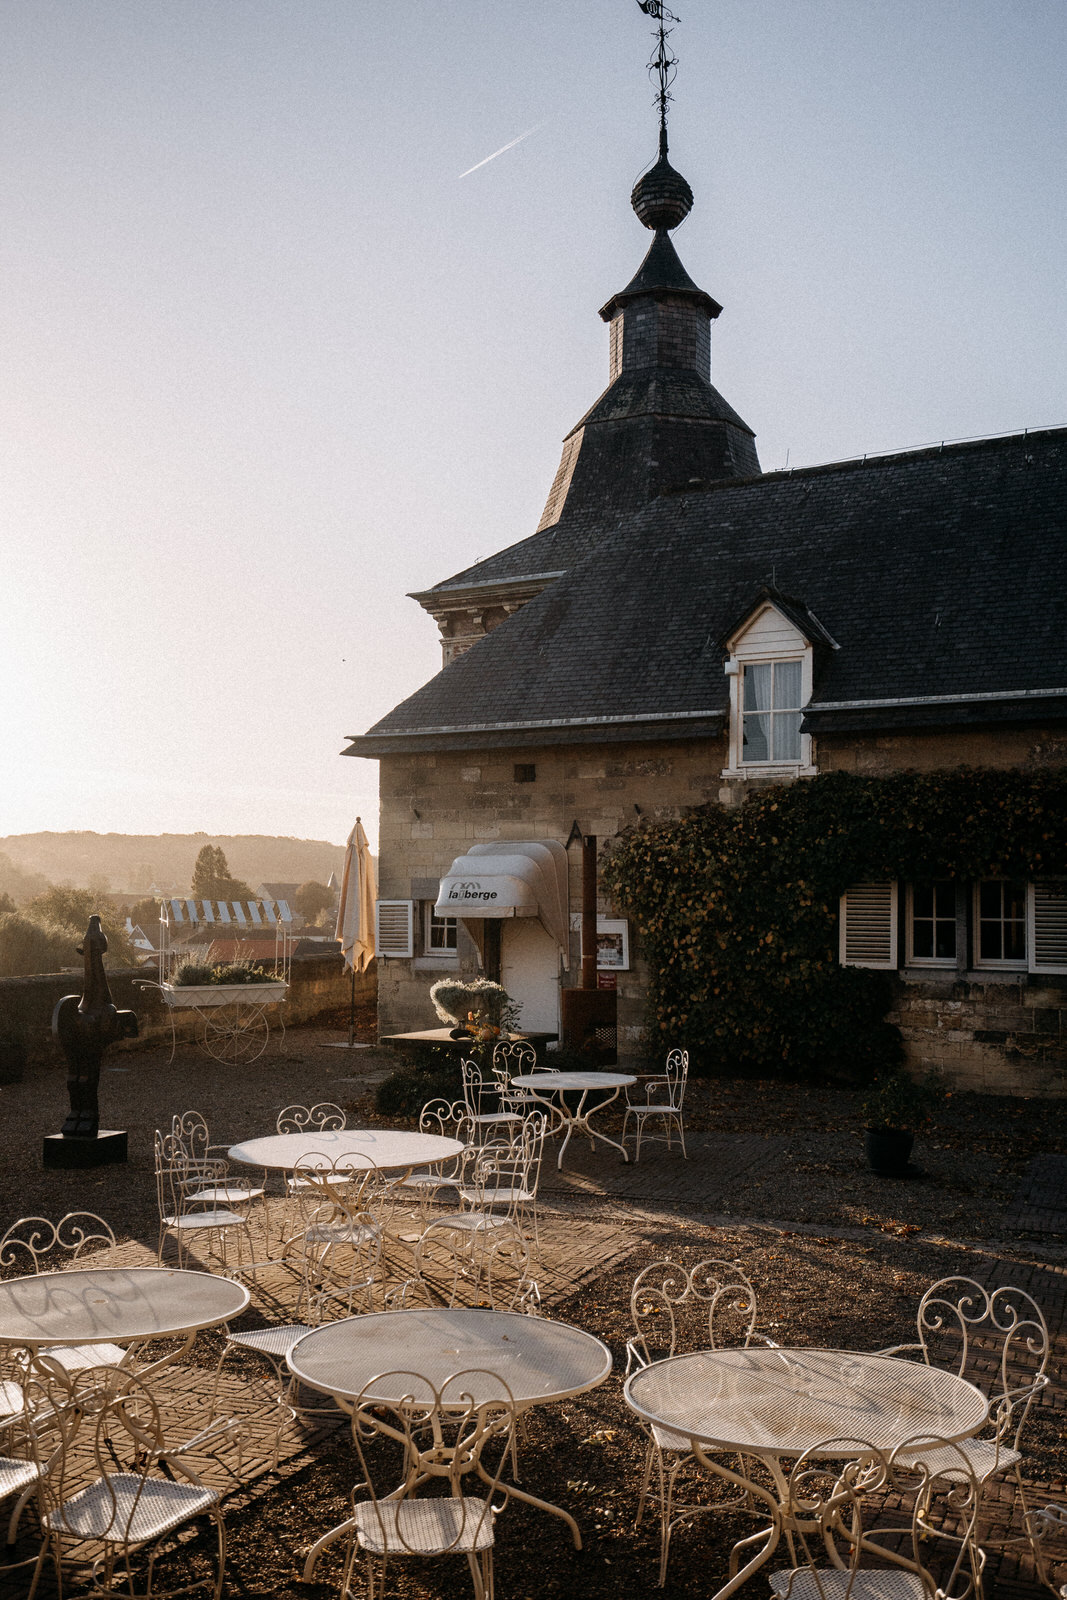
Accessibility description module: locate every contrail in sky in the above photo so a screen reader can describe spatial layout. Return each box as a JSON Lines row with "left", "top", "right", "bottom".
{"left": 458, "top": 122, "right": 546, "bottom": 179}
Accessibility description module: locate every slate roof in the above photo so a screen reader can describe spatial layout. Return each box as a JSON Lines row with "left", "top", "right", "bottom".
{"left": 598, "top": 230, "right": 722, "bottom": 321}
{"left": 346, "top": 428, "right": 1067, "bottom": 756}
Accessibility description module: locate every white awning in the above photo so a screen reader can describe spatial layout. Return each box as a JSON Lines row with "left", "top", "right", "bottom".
{"left": 435, "top": 840, "right": 570, "bottom": 951}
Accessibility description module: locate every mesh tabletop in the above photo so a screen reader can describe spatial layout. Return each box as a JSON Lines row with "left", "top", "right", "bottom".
{"left": 228, "top": 1129, "right": 465, "bottom": 1173}
{"left": 0, "top": 1268, "right": 249, "bottom": 1347}
{"left": 287, "top": 1308, "right": 613, "bottom": 1407}
{"left": 624, "top": 1347, "right": 988, "bottom": 1457}
{"left": 510, "top": 1072, "right": 636, "bottom": 1089}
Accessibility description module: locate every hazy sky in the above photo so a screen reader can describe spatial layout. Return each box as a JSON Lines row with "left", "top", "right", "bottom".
{"left": 2, "top": 1, "right": 1064, "bottom": 852}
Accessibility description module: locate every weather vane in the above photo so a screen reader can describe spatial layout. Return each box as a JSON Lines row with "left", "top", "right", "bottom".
{"left": 635, "top": 1, "right": 681, "bottom": 145}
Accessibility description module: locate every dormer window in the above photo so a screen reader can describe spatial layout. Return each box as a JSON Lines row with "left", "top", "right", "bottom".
{"left": 722, "top": 592, "right": 826, "bottom": 779}
{"left": 742, "top": 660, "right": 803, "bottom": 763}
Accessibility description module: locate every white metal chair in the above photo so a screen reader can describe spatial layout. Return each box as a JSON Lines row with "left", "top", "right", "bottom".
{"left": 455, "top": 1113, "right": 547, "bottom": 1252}
{"left": 153, "top": 1131, "right": 255, "bottom": 1272}
{"left": 339, "top": 1368, "right": 515, "bottom": 1600}
{"left": 213, "top": 1157, "right": 384, "bottom": 1470}
{"left": 622, "top": 1047, "right": 689, "bottom": 1162}
{"left": 0, "top": 1349, "right": 67, "bottom": 1594}
{"left": 410, "top": 1217, "right": 541, "bottom": 1314}
{"left": 626, "top": 1256, "right": 775, "bottom": 1585}
{"left": 460, "top": 1059, "right": 522, "bottom": 1139}
{"left": 35, "top": 1362, "right": 227, "bottom": 1600}
{"left": 170, "top": 1110, "right": 267, "bottom": 1213}
{"left": 396, "top": 1099, "right": 473, "bottom": 1219}
{"left": 880, "top": 1276, "right": 1051, "bottom": 1574}
{"left": 768, "top": 1435, "right": 984, "bottom": 1600}
{"left": 0, "top": 1213, "right": 126, "bottom": 1373}
{"left": 275, "top": 1102, "right": 349, "bottom": 1194}
{"left": 491, "top": 1038, "right": 544, "bottom": 1115}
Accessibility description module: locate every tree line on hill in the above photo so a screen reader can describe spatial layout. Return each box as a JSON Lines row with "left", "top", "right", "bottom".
{"left": 0, "top": 846, "right": 338, "bottom": 980}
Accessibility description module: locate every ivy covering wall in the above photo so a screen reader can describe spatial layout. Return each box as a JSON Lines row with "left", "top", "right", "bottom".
{"left": 602, "top": 768, "right": 1067, "bottom": 1081}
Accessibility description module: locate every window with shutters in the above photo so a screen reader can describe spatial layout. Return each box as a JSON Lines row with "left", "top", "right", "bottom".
{"left": 1028, "top": 881, "right": 1067, "bottom": 975}
{"left": 375, "top": 899, "right": 414, "bottom": 958}
{"left": 973, "top": 880, "right": 1027, "bottom": 969}
{"left": 839, "top": 882, "right": 898, "bottom": 969}
{"left": 906, "top": 881, "right": 957, "bottom": 967}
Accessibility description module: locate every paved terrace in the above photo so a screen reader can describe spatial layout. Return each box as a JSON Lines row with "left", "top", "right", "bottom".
{"left": 1, "top": 1028, "right": 1065, "bottom": 1599}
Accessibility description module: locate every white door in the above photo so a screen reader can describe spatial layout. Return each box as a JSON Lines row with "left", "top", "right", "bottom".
{"left": 501, "top": 919, "right": 560, "bottom": 1034}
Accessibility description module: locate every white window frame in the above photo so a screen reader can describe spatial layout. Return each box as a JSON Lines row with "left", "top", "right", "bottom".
{"left": 375, "top": 899, "right": 414, "bottom": 959}
{"left": 422, "top": 902, "right": 459, "bottom": 960}
{"left": 1027, "top": 880, "right": 1067, "bottom": 975}
{"left": 722, "top": 603, "right": 816, "bottom": 778}
{"left": 839, "top": 882, "right": 898, "bottom": 969}
{"left": 905, "top": 881, "right": 957, "bottom": 968}
{"left": 972, "top": 879, "right": 1027, "bottom": 970}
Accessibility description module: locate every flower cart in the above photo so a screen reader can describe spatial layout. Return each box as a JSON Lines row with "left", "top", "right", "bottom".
{"left": 143, "top": 897, "right": 293, "bottom": 1064}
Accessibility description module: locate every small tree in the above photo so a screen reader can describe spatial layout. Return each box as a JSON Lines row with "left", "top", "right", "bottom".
{"left": 190, "top": 845, "right": 254, "bottom": 902}
{"left": 294, "top": 880, "right": 335, "bottom": 926}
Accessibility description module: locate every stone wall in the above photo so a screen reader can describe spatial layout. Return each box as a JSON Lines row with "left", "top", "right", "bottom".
{"left": 889, "top": 974, "right": 1067, "bottom": 1095}
{"left": 0, "top": 952, "right": 376, "bottom": 1079}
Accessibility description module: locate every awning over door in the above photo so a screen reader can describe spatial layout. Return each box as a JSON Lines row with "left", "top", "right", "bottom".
{"left": 435, "top": 840, "right": 570, "bottom": 951}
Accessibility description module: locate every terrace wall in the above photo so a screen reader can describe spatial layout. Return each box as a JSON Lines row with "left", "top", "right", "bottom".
{"left": 0, "top": 952, "right": 375, "bottom": 1080}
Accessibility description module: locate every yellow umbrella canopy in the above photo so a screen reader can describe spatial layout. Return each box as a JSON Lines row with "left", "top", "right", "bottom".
{"left": 335, "top": 818, "right": 377, "bottom": 974}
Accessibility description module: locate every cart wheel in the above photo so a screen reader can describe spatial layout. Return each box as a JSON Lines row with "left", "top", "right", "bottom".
{"left": 201, "top": 1004, "right": 269, "bottom": 1065}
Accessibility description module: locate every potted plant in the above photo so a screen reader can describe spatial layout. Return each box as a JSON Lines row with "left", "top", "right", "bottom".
{"left": 861, "top": 1069, "right": 944, "bottom": 1177}
{"left": 429, "top": 978, "right": 520, "bottom": 1050}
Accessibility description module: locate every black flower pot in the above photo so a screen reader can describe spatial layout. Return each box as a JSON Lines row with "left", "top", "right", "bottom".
{"left": 448, "top": 1026, "right": 473, "bottom": 1040}
{"left": 865, "top": 1126, "right": 915, "bottom": 1177}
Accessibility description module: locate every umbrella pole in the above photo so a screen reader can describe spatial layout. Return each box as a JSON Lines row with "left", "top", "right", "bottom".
{"left": 347, "top": 962, "right": 356, "bottom": 1048}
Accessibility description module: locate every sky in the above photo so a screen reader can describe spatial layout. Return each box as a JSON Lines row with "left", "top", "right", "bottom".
{"left": 1, "top": 0, "right": 1064, "bottom": 853}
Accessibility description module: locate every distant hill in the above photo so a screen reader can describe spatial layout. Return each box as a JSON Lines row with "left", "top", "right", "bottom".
{"left": 0, "top": 832, "right": 346, "bottom": 898}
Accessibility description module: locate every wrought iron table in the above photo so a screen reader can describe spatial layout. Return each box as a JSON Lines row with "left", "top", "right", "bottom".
{"left": 228, "top": 1128, "right": 464, "bottom": 1175}
{"left": 624, "top": 1345, "right": 989, "bottom": 1600}
{"left": 288, "top": 1306, "right": 613, "bottom": 1576}
{"left": 0, "top": 1265, "right": 249, "bottom": 1374}
{"left": 509, "top": 1070, "right": 637, "bottom": 1168}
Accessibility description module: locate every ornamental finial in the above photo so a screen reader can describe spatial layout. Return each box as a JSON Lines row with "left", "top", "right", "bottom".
{"left": 631, "top": 2, "right": 693, "bottom": 231}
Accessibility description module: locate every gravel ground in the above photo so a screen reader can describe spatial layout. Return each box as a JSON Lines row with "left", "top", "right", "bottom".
{"left": 3, "top": 1026, "right": 1066, "bottom": 1598}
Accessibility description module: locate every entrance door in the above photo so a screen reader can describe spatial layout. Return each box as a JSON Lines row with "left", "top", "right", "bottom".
{"left": 501, "top": 919, "right": 560, "bottom": 1035}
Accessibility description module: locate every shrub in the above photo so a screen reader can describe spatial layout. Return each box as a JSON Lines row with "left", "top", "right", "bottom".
{"left": 862, "top": 1069, "right": 946, "bottom": 1131}
{"left": 375, "top": 1049, "right": 461, "bottom": 1120}
{"left": 0, "top": 913, "right": 79, "bottom": 978}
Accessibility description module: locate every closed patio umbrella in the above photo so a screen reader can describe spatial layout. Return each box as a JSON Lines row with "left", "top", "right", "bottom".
{"left": 326, "top": 817, "right": 377, "bottom": 1049}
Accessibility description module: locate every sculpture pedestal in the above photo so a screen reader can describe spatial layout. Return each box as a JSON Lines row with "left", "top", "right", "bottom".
{"left": 43, "top": 1130, "right": 128, "bottom": 1169}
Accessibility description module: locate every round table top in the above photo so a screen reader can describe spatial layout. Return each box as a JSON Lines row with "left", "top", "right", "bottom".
{"left": 624, "top": 1346, "right": 989, "bottom": 1457}
{"left": 511, "top": 1071, "right": 636, "bottom": 1090}
{"left": 228, "top": 1129, "right": 465, "bottom": 1173}
{"left": 0, "top": 1267, "right": 249, "bottom": 1348}
{"left": 287, "top": 1307, "right": 613, "bottom": 1408}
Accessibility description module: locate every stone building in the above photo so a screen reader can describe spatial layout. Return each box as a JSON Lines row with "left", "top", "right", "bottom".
{"left": 343, "top": 134, "right": 1067, "bottom": 1094}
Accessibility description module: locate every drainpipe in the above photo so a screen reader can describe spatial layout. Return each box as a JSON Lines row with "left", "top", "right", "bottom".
{"left": 581, "top": 834, "right": 597, "bottom": 990}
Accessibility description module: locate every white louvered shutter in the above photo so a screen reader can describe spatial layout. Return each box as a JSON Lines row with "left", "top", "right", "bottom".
{"left": 375, "top": 900, "right": 414, "bottom": 958}
{"left": 1028, "top": 882, "right": 1067, "bottom": 975}
{"left": 839, "top": 883, "right": 898, "bottom": 969}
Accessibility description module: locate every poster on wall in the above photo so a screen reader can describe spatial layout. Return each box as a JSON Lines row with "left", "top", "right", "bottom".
{"left": 569, "top": 915, "right": 631, "bottom": 970}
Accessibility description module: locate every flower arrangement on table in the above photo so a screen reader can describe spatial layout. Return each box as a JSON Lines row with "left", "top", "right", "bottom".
{"left": 429, "top": 978, "right": 521, "bottom": 1057}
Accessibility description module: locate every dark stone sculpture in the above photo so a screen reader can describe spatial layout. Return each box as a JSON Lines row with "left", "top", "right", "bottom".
{"left": 45, "top": 917, "right": 137, "bottom": 1167}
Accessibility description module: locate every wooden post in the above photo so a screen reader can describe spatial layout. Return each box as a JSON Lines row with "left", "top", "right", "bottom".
{"left": 581, "top": 834, "right": 597, "bottom": 990}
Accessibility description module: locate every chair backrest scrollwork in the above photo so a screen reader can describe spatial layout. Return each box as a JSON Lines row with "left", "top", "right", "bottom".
{"left": 276, "top": 1102, "right": 346, "bottom": 1135}
{"left": 0, "top": 1212, "right": 117, "bottom": 1275}
{"left": 627, "top": 1256, "right": 763, "bottom": 1371}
